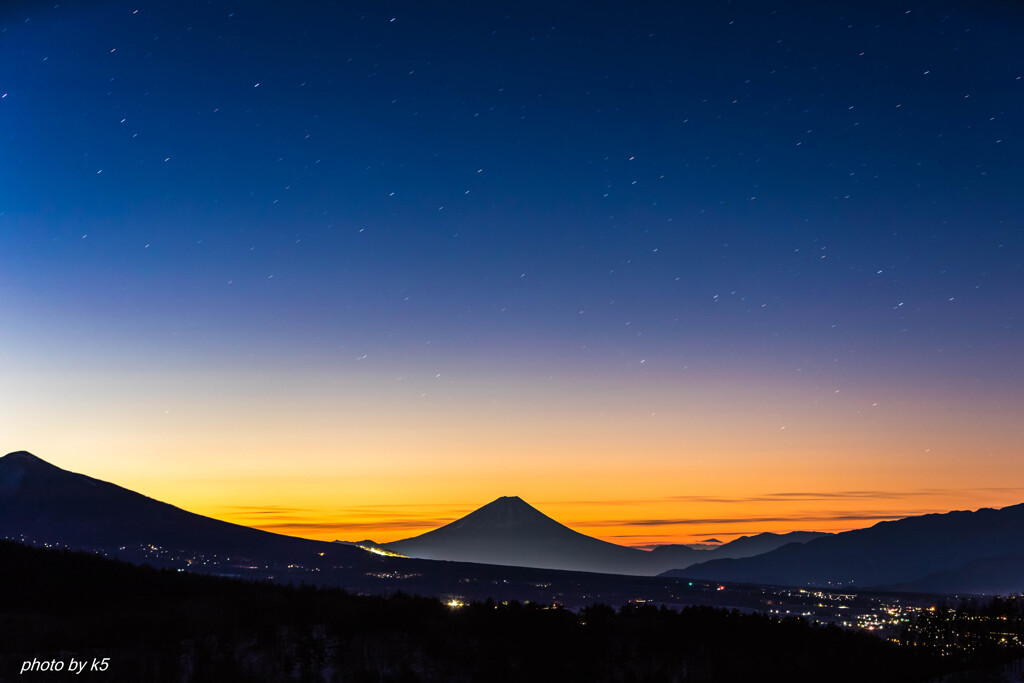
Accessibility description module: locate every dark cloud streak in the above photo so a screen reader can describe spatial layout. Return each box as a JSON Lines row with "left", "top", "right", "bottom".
{"left": 578, "top": 511, "right": 942, "bottom": 528}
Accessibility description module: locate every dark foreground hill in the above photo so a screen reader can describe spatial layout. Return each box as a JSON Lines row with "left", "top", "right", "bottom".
{"left": 0, "top": 540, "right": 945, "bottom": 683}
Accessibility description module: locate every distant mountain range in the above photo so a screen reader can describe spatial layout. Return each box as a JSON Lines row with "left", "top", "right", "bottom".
{"left": 665, "top": 505, "right": 1024, "bottom": 594}
{"left": 648, "top": 531, "right": 830, "bottom": 566}
{"left": 5, "top": 450, "right": 1023, "bottom": 594}
{"left": 382, "top": 496, "right": 827, "bottom": 576}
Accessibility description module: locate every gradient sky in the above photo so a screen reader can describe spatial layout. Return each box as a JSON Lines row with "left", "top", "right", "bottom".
{"left": 2, "top": 0, "right": 1022, "bottom": 546}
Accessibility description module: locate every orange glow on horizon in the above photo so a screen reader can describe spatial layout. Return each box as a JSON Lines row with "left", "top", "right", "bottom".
{"left": 4, "top": 363, "right": 1023, "bottom": 548}
{"left": 205, "top": 485, "right": 1024, "bottom": 548}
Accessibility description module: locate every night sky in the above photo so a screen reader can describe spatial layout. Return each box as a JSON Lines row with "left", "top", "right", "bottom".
{"left": 2, "top": 0, "right": 1022, "bottom": 545}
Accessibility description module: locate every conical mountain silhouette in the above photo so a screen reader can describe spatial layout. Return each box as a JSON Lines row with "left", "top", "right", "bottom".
{"left": 429, "top": 496, "right": 569, "bottom": 531}
{"left": 386, "top": 496, "right": 653, "bottom": 575}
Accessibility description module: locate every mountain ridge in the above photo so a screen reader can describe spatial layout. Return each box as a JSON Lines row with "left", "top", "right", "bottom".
{"left": 0, "top": 450, "right": 371, "bottom": 567}
{"left": 665, "top": 503, "right": 1024, "bottom": 592}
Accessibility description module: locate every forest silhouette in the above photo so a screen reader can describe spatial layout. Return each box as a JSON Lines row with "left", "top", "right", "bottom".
{"left": 2, "top": 540, "right": 950, "bottom": 682}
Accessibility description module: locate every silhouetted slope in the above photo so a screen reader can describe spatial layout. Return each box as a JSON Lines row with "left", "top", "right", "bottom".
{"left": 669, "top": 505, "right": 1024, "bottom": 590}
{"left": 0, "top": 450, "right": 367, "bottom": 566}
{"left": 643, "top": 543, "right": 707, "bottom": 569}
{"left": 883, "top": 553, "right": 1024, "bottom": 595}
{"left": 386, "top": 496, "right": 653, "bottom": 575}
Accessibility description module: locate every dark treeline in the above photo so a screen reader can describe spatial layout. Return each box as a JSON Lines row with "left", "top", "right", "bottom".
{"left": 2, "top": 540, "right": 945, "bottom": 682}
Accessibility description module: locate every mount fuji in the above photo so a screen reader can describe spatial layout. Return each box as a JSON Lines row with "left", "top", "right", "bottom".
{"left": 385, "top": 496, "right": 654, "bottom": 575}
